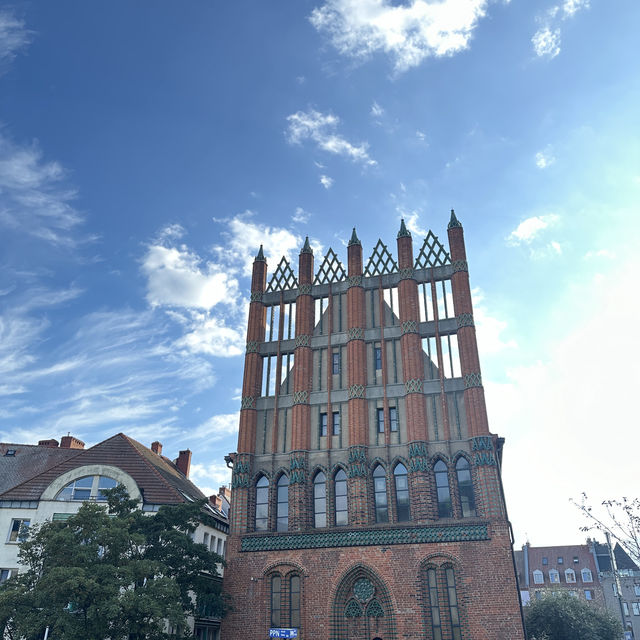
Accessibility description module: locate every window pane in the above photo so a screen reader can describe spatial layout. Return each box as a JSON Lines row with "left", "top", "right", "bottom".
{"left": 335, "top": 469, "right": 348, "bottom": 526}
{"left": 456, "top": 458, "right": 476, "bottom": 517}
{"left": 376, "top": 408, "right": 385, "bottom": 433}
{"left": 394, "top": 463, "right": 410, "bottom": 522}
{"left": 434, "top": 461, "right": 452, "bottom": 518}
{"left": 256, "top": 477, "right": 269, "bottom": 531}
{"left": 277, "top": 476, "right": 289, "bottom": 532}
{"left": 314, "top": 473, "right": 326, "bottom": 528}
{"left": 320, "top": 413, "right": 327, "bottom": 437}
{"left": 271, "top": 576, "right": 281, "bottom": 627}
{"left": 332, "top": 412, "right": 340, "bottom": 435}
{"left": 373, "top": 466, "right": 388, "bottom": 523}
{"left": 389, "top": 407, "right": 398, "bottom": 431}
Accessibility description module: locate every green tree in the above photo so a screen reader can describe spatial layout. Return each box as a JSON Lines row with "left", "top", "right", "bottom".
{"left": 525, "top": 592, "right": 622, "bottom": 640}
{"left": 0, "top": 486, "right": 225, "bottom": 640}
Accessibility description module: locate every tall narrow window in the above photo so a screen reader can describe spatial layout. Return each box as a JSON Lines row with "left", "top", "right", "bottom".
{"left": 455, "top": 458, "right": 476, "bottom": 517}
{"left": 271, "top": 575, "right": 281, "bottom": 627}
{"left": 389, "top": 407, "right": 398, "bottom": 432}
{"left": 335, "top": 469, "right": 348, "bottom": 526}
{"left": 427, "top": 568, "right": 442, "bottom": 640}
{"left": 255, "top": 476, "right": 269, "bottom": 531}
{"left": 313, "top": 472, "right": 327, "bottom": 528}
{"left": 332, "top": 411, "right": 340, "bottom": 436}
{"left": 434, "top": 460, "right": 452, "bottom": 518}
{"left": 276, "top": 475, "right": 289, "bottom": 532}
{"left": 373, "top": 465, "right": 388, "bottom": 523}
{"left": 374, "top": 346, "right": 382, "bottom": 371}
{"left": 376, "top": 408, "right": 385, "bottom": 433}
{"left": 445, "top": 567, "right": 462, "bottom": 640}
{"left": 332, "top": 351, "right": 340, "bottom": 375}
{"left": 290, "top": 575, "right": 301, "bottom": 628}
{"left": 320, "top": 412, "right": 327, "bottom": 437}
{"left": 394, "top": 463, "right": 410, "bottom": 522}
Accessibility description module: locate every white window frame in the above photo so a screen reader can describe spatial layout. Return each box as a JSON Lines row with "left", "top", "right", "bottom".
{"left": 585, "top": 590, "right": 592, "bottom": 601}
{"left": 565, "top": 568, "right": 576, "bottom": 583}
{"left": 533, "top": 570, "right": 544, "bottom": 585}
{"left": 549, "top": 569, "right": 560, "bottom": 584}
{"left": 7, "top": 518, "right": 30, "bottom": 543}
{"left": 623, "top": 602, "right": 629, "bottom": 616}
{"left": 634, "top": 585, "right": 640, "bottom": 597}
{"left": 0, "top": 568, "right": 17, "bottom": 583}
{"left": 581, "top": 568, "right": 593, "bottom": 583}
{"left": 632, "top": 602, "right": 640, "bottom": 616}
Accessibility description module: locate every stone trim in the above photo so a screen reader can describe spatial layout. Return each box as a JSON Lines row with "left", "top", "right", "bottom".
{"left": 405, "top": 378, "right": 423, "bottom": 394}
{"left": 348, "top": 275, "right": 362, "bottom": 288}
{"left": 250, "top": 291, "right": 263, "bottom": 303}
{"left": 472, "top": 436, "right": 493, "bottom": 451}
{"left": 292, "top": 390, "right": 309, "bottom": 405}
{"left": 240, "top": 524, "right": 490, "bottom": 552}
{"left": 241, "top": 396, "right": 256, "bottom": 409}
{"left": 456, "top": 313, "right": 474, "bottom": 328}
{"left": 298, "top": 283, "right": 312, "bottom": 296}
{"left": 347, "top": 327, "right": 364, "bottom": 341}
{"left": 452, "top": 260, "right": 468, "bottom": 273}
{"left": 245, "top": 341, "right": 259, "bottom": 354}
{"left": 464, "top": 373, "right": 482, "bottom": 389}
{"left": 348, "top": 384, "right": 365, "bottom": 399}
{"left": 398, "top": 267, "right": 414, "bottom": 281}
{"left": 295, "top": 334, "right": 310, "bottom": 348}
{"left": 401, "top": 320, "right": 418, "bottom": 335}
{"left": 473, "top": 452, "right": 497, "bottom": 466}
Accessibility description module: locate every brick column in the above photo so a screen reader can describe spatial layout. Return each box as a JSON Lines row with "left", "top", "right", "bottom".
{"left": 396, "top": 220, "right": 431, "bottom": 522}
{"left": 232, "top": 246, "right": 267, "bottom": 535}
{"left": 447, "top": 210, "right": 489, "bottom": 438}
{"left": 346, "top": 229, "right": 370, "bottom": 526}
{"left": 289, "top": 237, "right": 314, "bottom": 531}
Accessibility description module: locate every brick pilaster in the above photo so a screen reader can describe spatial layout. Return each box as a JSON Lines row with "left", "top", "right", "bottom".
{"left": 447, "top": 210, "right": 489, "bottom": 437}
{"left": 289, "top": 450, "right": 310, "bottom": 531}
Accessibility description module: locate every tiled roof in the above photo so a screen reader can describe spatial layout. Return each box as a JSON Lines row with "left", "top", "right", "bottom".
{"left": 0, "top": 443, "right": 80, "bottom": 495}
{"left": 0, "top": 434, "right": 209, "bottom": 509}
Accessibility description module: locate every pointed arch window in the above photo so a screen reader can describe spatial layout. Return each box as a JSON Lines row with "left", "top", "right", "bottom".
{"left": 271, "top": 575, "right": 282, "bottom": 627}
{"left": 313, "top": 472, "right": 327, "bottom": 528}
{"left": 335, "top": 468, "right": 348, "bottom": 526}
{"left": 373, "top": 465, "right": 388, "bottom": 523}
{"left": 290, "top": 574, "right": 301, "bottom": 628}
{"left": 393, "top": 463, "right": 410, "bottom": 522}
{"left": 455, "top": 457, "right": 476, "bottom": 517}
{"left": 434, "top": 460, "right": 452, "bottom": 518}
{"left": 445, "top": 567, "right": 462, "bottom": 640}
{"left": 255, "top": 475, "right": 269, "bottom": 531}
{"left": 276, "top": 475, "right": 289, "bottom": 532}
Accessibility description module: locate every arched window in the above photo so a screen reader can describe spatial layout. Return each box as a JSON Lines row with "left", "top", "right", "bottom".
{"left": 271, "top": 575, "right": 282, "bottom": 627}
{"left": 426, "top": 568, "right": 442, "bottom": 640}
{"left": 276, "top": 475, "right": 289, "bottom": 532}
{"left": 549, "top": 569, "right": 560, "bottom": 583}
{"left": 393, "top": 463, "right": 410, "bottom": 522}
{"left": 56, "top": 475, "right": 118, "bottom": 501}
{"left": 581, "top": 568, "right": 593, "bottom": 583}
{"left": 532, "top": 570, "right": 544, "bottom": 584}
{"left": 445, "top": 567, "right": 462, "bottom": 640}
{"left": 373, "top": 465, "right": 388, "bottom": 523}
{"left": 313, "top": 472, "right": 327, "bottom": 528}
{"left": 255, "top": 476, "right": 269, "bottom": 531}
{"left": 455, "top": 458, "right": 476, "bottom": 517}
{"left": 565, "top": 568, "right": 576, "bottom": 583}
{"left": 334, "top": 469, "right": 348, "bottom": 526}
{"left": 290, "top": 575, "right": 301, "bottom": 628}
{"left": 434, "top": 460, "right": 452, "bottom": 518}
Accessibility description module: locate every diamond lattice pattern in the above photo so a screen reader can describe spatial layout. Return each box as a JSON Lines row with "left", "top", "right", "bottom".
{"left": 364, "top": 239, "right": 398, "bottom": 276}
{"left": 314, "top": 248, "right": 347, "bottom": 284}
{"left": 414, "top": 231, "right": 450, "bottom": 268}
{"left": 267, "top": 257, "right": 298, "bottom": 292}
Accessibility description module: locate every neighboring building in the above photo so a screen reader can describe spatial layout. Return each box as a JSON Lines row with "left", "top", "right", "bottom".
{"left": 222, "top": 213, "right": 525, "bottom": 639}
{"left": 516, "top": 543, "right": 603, "bottom": 606}
{"left": 0, "top": 433, "right": 229, "bottom": 640}
{"left": 592, "top": 541, "right": 640, "bottom": 639}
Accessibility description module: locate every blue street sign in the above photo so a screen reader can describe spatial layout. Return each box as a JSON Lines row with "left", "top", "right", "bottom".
{"left": 269, "top": 629, "right": 298, "bottom": 639}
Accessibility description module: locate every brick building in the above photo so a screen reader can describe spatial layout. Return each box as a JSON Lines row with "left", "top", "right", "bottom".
{"left": 222, "top": 213, "right": 525, "bottom": 639}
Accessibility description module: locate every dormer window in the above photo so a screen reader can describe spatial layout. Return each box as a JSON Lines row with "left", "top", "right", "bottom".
{"left": 549, "top": 569, "right": 560, "bottom": 583}
{"left": 55, "top": 475, "right": 118, "bottom": 501}
{"left": 4, "top": 450, "right": 16, "bottom": 457}
{"left": 532, "top": 570, "right": 544, "bottom": 584}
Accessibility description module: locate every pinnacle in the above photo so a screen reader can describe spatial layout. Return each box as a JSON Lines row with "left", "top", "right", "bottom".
{"left": 255, "top": 245, "right": 266, "bottom": 261}
{"left": 301, "top": 236, "right": 313, "bottom": 254}
{"left": 397, "top": 218, "right": 411, "bottom": 238}
{"left": 348, "top": 227, "right": 361, "bottom": 247}
{"left": 448, "top": 209, "right": 463, "bottom": 229}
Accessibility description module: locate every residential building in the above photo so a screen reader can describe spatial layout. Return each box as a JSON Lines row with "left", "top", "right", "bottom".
{"left": 222, "top": 213, "right": 525, "bottom": 639}
{"left": 0, "top": 433, "right": 228, "bottom": 640}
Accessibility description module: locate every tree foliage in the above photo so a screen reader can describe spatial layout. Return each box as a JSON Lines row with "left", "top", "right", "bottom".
{"left": 524, "top": 592, "right": 622, "bottom": 640}
{"left": 573, "top": 493, "right": 640, "bottom": 566}
{"left": 0, "top": 486, "right": 225, "bottom": 640}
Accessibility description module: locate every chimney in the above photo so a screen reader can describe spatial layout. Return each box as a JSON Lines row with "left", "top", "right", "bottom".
{"left": 151, "top": 441, "right": 163, "bottom": 455}
{"left": 60, "top": 435, "right": 85, "bottom": 450}
{"left": 210, "top": 495, "right": 223, "bottom": 509}
{"left": 38, "top": 439, "right": 59, "bottom": 448}
{"left": 176, "top": 449, "right": 192, "bottom": 478}
{"left": 219, "top": 485, "right": 231, "bottom": 502}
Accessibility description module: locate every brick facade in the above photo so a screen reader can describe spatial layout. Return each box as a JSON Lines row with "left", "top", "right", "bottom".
{"left": 222, "top": 213, "right": 525, "bottom": 639}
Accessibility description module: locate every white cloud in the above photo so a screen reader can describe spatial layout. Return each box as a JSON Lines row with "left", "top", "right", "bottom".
{"left": 0, "top": 132, "right": 86, "bottom": 247}
{"left": 562, "top": 0, "right": 589, "bottom": 18}
{"left": 535, "top": 148, "right": 556, "bottom": 169}
{"left": 507, "top": 214, "right": 559, "bottom": 245}
{"left": 532, "top": 26, "right": 561, "bottom": 58}
{"left": 472, "top": 288, "right": 517, "bottom": 355}
{"left": 0, "top": 10, "right": 32, "bottom": 69}
{"left": 189, "top": 412, "right": 239, "bottom": 441}
{"left": 310, "top": 0, "right": 490, "bottom": 73}
{"left": 397, "top": 208, "right": 427, "bottom": 237}
{"left": 320, "top": 174, "right": 334, "bottom": 189}
{"left": 189, "top": 460, "right": 233, "bottom": 496}
{"left": 174, "top": 313, "right": 244, "bottom": 358}
{"left": 416, "top": 129, "right": 427, "bottom": 142}
{"left": 584, "top": 248, "right": 616, "bottom": 260}
{"left": 286, "top": 109, "right": 376, "bottom": 166}
{"left": 293, "top": 206, "right": 311, "bottom": 224}
{"left": 370, "top": 101, "right": 384, "bottom": 118}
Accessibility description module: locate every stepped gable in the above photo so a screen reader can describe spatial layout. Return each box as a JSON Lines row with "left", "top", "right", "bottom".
{"left": 0, "top": 443, "right": 80, "bottom": 495}
{"left": 0, "top": 433, "right": 203, "bottom": 505}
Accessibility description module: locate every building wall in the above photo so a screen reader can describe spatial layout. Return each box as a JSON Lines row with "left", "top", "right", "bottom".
{"left": 222, "top": 217, "right": 525, "bottom": 640}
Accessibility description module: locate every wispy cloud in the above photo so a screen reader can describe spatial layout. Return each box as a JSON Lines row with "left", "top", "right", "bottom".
{"left": 320, "top": 174, "right": 334, "bottom": 189}
{"left": 0, "top": 10, "right": 32, "bottom": 70}
{"left": 535, "top": 147, "right": 556, "bottom": 169}
{"left": 0, "top": 131, "right": 88, "bottom": 247}
{"left": 286, "top": 109, "right": 376, "bottom": 166}
{"left": 292, "top": 207, "right": 311, "bottom": 224}
{"left": 507, "top": 214, "right": 559, "bottom": 245}
{"left": 532, "top": 0, "right": 589, "bottom": 59}
{"left": 370, "top": 101, "right": 384, "bottom": 119}
{"left": 310, "top": 0, "right": 490, "bottom": 73}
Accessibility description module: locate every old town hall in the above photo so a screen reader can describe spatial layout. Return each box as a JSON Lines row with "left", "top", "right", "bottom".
{"left": 222, "top": 212, "right": 524, "bottom": 639}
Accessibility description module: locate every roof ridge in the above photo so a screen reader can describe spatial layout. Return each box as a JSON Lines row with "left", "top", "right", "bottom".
{"left": 120, "top": 434, "right": 185, "bottom": 503}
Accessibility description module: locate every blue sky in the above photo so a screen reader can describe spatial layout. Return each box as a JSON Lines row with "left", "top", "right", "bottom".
{"left": 0, "top": 0, "right": 638, "bottom": 547}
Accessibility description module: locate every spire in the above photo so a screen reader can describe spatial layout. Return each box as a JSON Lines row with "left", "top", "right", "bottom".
{"left": 300, "top": 236, "right": 313, "bottom": 254}
{"left": 397, "top": 218, "right": 411, "bottom": 238}
{"left": 447, "top": 209, "right": 463, "bottom": 229}
{"left": 255, "top": 245, "right": 266, "bottom": 262}
{"left": 348, "top": 227, "right": 361, "bottom": 247}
